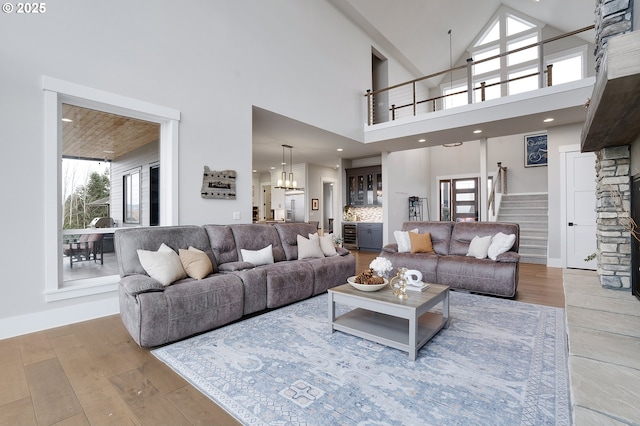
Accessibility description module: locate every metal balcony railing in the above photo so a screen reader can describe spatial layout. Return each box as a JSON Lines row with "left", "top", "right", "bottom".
{"left": 365, "top": 25, "right": 595, "bottom": 126}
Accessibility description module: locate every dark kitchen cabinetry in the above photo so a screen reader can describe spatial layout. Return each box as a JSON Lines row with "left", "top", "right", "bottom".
{"left": 357, "top": 223, "right": 383, "bottom": 251}
{"left": 346, "top": 166, "right": 382, "bottom": 206}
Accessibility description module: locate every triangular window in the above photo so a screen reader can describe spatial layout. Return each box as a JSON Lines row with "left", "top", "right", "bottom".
{"left": 506, "top": 14, "right": 535, "bottom": 36}
{"left": 476, "top": 19, "right": 500, "bottom": 46}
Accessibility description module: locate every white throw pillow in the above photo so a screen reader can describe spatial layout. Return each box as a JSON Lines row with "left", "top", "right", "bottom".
{"left": 137, "top": 243, "right": 187, "bottom": 286}
{"left": 297, "top": 234, "right": 325, "bottom": 259}
{"left": 394, "top": 228, "right": 419, "bottom": 253}
{"left": 466, "top": 235, "right": 492, "bottom": 259}
{"left": 488, "top": 232, "right": 517, "bottom": 260}
{"left": 309, "top": 233, "right": 338, "bottom": 257}
{"left": 240, "top": 244, "right": 274, "bottom": 266}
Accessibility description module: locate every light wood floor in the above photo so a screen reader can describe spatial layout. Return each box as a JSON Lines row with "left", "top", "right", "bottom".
{"left": 0, "top": 252, "right": 565, "bottom": 426}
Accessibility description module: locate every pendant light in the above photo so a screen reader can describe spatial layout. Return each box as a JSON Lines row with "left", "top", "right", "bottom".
{"left": 276, "top": 145, "right": 287, "bottom": 188}
{"left": 288, "top": 145, "right": 297, "bottom": 189}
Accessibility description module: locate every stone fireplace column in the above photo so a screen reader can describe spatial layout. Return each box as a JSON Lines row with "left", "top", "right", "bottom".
{"left": 591, "top": 0, "right": 635, "bottom": 289}
{"left": 595, "top": 146, "right": 631, "bottom": 288}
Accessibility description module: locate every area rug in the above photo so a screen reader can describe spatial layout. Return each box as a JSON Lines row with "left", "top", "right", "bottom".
{"left": 152, "top": 291, "right": 570, "bottom": 425}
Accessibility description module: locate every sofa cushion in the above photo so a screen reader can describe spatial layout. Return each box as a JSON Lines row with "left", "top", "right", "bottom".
{"left": 466, "top": 235, "right": 492, "bottom": 259}
{"left": 437, "top": 255, "right": 518, "bottom": 298}
{"left": 116, "top": 225, "right": 217, "bottom": 277}
{"left": 179, "top": 247, "right": 214, "bottom": 279}
{"left": 273, "top": 223, "right": 319, "bottom": 261}
{"left": 137, "top": 243, "right": 187, "bottom": 286}
{"left": 394, "top": 228, "right": 418, "bottom": 253}
{"left": 401, "top": 222, "right": 454, "bottom": 255}
{"left": 218, "top": 261, "right": 255, "bottom": 272}
{"left": 449, "top": 222, "right": 519, "bottom": 257}
{"left": 409, "top": 232, "right": 435, "bottom": 254}
{"left": 488, "top": 232, "right": 517, "bottom": 260}
{"left": 230, "top": 224, "right": 286, "bottom": 262}
{"left": 204, "top": 225, "right": 238, "bottom": 265}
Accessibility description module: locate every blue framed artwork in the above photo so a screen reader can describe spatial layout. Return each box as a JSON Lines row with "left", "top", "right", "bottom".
{"left": 525, "top": 133, "right": 548, "bottom": 167}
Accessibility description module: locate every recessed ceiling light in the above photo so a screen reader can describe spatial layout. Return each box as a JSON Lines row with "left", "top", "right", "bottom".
{"left": 270, "top": 166, "right": 276, "bottom": 170}
{"left": 543, "top": 118, "right": 554, "bottom": 122}
{"left": 61, "top": 118, "right": 73, "bottom": 122}
{"left": 103, "top": 150, "right": 114, "bottom": 154}
{"left": 473, "top": 130, "right": 482, "bottom": 134}
{"left": 418, "top": 138, "right": 426, "bottom": 143}
{"left": 337, "top": 148, "right": 343, "bottom": 152}
{"left": 252, "top": 169, "right": 257, "bottom": 173}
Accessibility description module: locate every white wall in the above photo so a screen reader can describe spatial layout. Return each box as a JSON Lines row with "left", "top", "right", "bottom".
{"left": 0, "top": 0, "right": 414, "bottom": 335}
{"left": 488, "top": 133, "right": 548, "bottom": 194}
{"left": 383, "top": 148, "right": 431, "bottom": 244}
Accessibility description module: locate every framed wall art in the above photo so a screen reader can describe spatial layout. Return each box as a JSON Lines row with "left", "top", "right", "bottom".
{"left": 311, "top": 198, "right": 319, "bottom": 210}
{"left": 524, "top": 133, "right": 548, "bottom": 167}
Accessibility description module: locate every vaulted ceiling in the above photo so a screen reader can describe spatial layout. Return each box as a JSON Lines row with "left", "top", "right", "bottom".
{"left": 252, "top": 0, "right": 597, "bottom": 173}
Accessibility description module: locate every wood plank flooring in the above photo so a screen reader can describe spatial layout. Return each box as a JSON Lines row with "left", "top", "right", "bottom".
{"left": 1, "top": 251, "right": 565, "bottom": 425}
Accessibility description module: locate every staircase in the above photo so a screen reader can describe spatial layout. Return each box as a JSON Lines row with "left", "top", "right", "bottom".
{"left": 496, "top": 194, "right": 548, "bottom": 264}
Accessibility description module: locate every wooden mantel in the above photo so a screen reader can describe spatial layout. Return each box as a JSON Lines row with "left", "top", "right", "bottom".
{"left": 581, "top": 30, "right": 640, "bottom": 152}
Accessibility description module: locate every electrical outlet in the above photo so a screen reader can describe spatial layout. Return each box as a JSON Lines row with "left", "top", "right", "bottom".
{"left": 233, "top": 211, "right": 241, "bottom": 220}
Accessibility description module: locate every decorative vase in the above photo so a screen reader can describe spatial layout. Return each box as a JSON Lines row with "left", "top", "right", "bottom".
{"left": 389, "top": 267, "right": 408, "bottom": 299}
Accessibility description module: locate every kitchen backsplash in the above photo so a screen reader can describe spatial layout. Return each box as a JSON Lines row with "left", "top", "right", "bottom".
{"left": 345, "top": 206, "right": 383, "bottom": 222}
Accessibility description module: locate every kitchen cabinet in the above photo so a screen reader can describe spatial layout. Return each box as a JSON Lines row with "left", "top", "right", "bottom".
{"left": 357, "top": 223, "right": 383, "bottom": 251}
{"left": 346, "top": 166, "right": 382, "bottom": 206}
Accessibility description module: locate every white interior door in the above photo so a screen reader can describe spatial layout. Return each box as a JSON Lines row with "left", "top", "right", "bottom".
{"left": 566, "top": 151, "right": 597, "bottom": 269}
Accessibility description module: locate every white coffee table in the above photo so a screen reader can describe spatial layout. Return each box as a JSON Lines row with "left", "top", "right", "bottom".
{"left": 328, "top": 282, "right": 450, "bottom": 361}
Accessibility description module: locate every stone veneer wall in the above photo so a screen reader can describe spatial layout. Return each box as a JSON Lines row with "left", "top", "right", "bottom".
{"left": 594, "top": 0, "right": 634, "bottom": 72}
{"left": 596, "top": 146, "right": 632, "bottom": 288}
{"left": 592, "top": 0, "right": 634, "bottom": 288}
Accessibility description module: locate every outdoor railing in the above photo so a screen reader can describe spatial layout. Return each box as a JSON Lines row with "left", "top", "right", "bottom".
{"left": 365, "top": 25, "right": 594, "bottom": 126}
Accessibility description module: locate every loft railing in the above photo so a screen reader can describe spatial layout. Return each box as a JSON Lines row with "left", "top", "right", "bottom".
{"left": 365, "top": 25, "right": 594, "bottom": 126}
{"left": 488, "top": 162, "right": 508, "bottom": 220}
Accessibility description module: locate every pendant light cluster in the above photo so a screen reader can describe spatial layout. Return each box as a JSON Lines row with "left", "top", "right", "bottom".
{"left": 275, "top": 144, "right": 298, "bottom": 190}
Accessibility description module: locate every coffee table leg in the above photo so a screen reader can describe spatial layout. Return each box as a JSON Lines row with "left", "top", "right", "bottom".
{"left": 409, "top": 316, "right": 417, "bottom": 361}
{"left": 443, "top": 290, "right": 450, "bottom": 329}
{"left": 328, "top": 292, "right": 335, "bottom": 333}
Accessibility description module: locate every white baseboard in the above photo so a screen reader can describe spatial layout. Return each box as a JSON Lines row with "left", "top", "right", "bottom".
{"left": 0, "top": 296, "right": 119, "bottom": 340}
{"left": 546, "top": 257, "right": 564, "bottom": 268}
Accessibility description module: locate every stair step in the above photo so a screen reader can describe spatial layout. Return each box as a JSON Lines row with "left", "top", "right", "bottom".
{"left": 500, "top": 201, "right": 548, "bottom": 208}
{"left": 498, "top": 214, "right": 547, "bottom": 222}
{"left": 502, "top": 194, "right": 548, "bottom": 201}
{"left": 519, "top": 244, "right": 548, "bottom": 256}
{"left": 499, "top": 207, "right": 547, "bottom": 215}
{"left": 520, "top": 254, "right": 547, "bottom": 264}
{"left": 520, "top": 236, "right": 548, "bottom": 245}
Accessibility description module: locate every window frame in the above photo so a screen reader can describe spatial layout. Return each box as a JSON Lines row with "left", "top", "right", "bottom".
{"left": 43, "top": 76, "right": 180, "bottom": 301}
{"left": 123, "top": 168, "right": 142, "bottom": 224}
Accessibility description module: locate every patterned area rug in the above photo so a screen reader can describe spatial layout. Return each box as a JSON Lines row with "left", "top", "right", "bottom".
{"left": 152, "top": 291, "right": 570, "bottom": 425}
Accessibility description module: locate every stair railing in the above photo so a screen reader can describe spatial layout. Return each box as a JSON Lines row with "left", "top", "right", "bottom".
{"left": 488, "top": 162, "right": 508, "bottom": 221}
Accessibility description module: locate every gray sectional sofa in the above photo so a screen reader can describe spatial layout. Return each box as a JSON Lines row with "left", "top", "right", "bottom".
{"left": 380, "top": 221, "right": 520, "bottom": 298}
{"left": 115, "top": 222, "right": 355, "bottom": 347}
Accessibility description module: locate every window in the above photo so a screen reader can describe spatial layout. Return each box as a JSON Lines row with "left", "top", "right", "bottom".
{"left": 124, "top": 169, "right": 141, "bottom": 224}
{"left": 442, "top": 82, "right": 468, "bottom": 110}
{"left": 546, "top": 47, "right": 586, "bottom": 86}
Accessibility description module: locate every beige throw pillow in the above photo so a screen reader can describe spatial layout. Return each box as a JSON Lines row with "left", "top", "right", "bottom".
{"left": 137, "top": 243, "right": 187, "bottom": 286}
{"left": 179, "top": 246, "right": 213, "bottom": 280}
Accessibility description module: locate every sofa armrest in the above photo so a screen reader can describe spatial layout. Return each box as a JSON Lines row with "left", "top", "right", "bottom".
{"left": 496, "top": 251, "right": 520, "bottom": 263}
{"left": 120, "top": 274, "right": 165, "bottom": 296}
{"left": 381, "top": 244, "right": 398, "bottom": 253}
{"left": 336, "top": 247, "right": 351, "bottom": 256}
{"left": 218, "top": 261, "right": 255, "bottom": 272}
